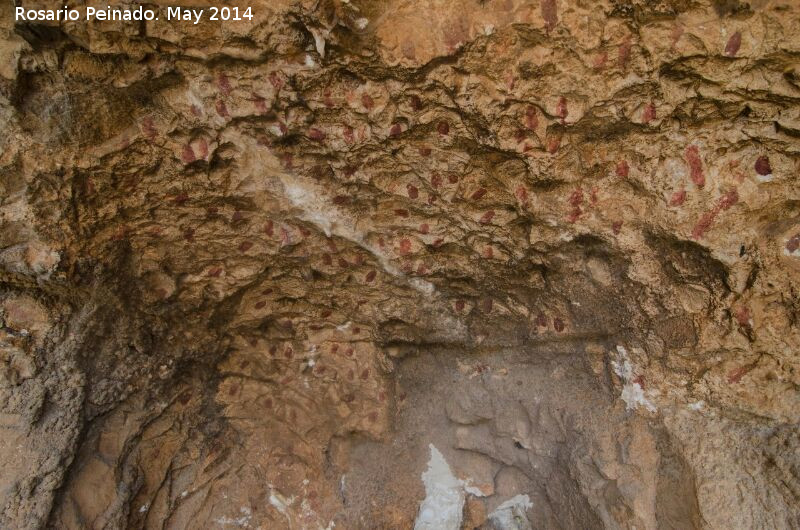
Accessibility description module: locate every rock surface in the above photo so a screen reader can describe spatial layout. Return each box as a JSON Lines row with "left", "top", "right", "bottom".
{"left": 1, "top": 0, "right": 799, "bottom": 528}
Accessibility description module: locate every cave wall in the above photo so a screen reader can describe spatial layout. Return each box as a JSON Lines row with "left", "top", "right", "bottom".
{"left": 0, "top": 0, "right": 799, "bottom": 528}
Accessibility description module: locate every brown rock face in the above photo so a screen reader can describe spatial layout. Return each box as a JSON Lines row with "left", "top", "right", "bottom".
{"left": 1, "top": 0, "right": 799, "bottom": 528}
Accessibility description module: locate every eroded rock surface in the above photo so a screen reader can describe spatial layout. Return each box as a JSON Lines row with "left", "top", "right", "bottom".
{"left": 1, "top": 0, "right": 799, "bottom": 528}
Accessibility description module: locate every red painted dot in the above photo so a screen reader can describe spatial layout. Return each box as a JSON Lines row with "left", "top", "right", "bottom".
{"left": 239, "top": 241, "right": 253, "bottom": 252}
{"left": 725, "top": 31, "right": 742, "bottom": 57}
{"left": 685, "top": 145, "right": 705, "bottom": 188}
{"left": 394, "top": 209, "right": 409, "bottom": 217}
{"left": 407, "top": 184, "right": 419, "bottom": 199}
{"left": 255, "top": 300, "right": 266, "bottom": 309}
{"left": 553, "top": 318, "right": 565, "bottom": 332}
{"left": 389, "top": 123, "right": 402, "bottom": 136}
{"left": 399, "top": 239, "right": 412, "bottom": 255}
{"left": 419, "top": 223, "right": 429, "bottom": 234}
{"left": 437, "top": 121, "right": 450, "bottom": 135}
{"left": 669, "top": 189, "right": 687, "bottom": 206}
{"left": 455, "top": 300, "right": 465, "bottom": 312}
{"left": 215, "top": 100, "right": 229, "bottom": 118}
{"left": 479, "top": 211, "right": 495, "bottom": 224}
{"left": 612, "top": 221, "right": 623, "bottom": 234}
{"left": 361, "top": 93, "right": 374, "bottom": 109}
{"left": 366, "top": 270, "right": 376, "bottom": 282}
{"left": 217, "top": 73, "right": 232, "bottom": 96}
{"left": 181, "top": 145, "right": 195, "bottom": 163}
{"left": 471, "top": 188, "right": 487, "bottom": 200}
{"left": 482, "top": 298, "right": 493, "bottom": 312}
{"left": 616, "top": 160, "right": 630, "bottom": 177}
{"left": 754, "top": 156, "right": 771, "bottom": 176}
{"left": 308, "top": 128, "right": 326, "bottom": 141}
{"left": 419, "top": 146, "right": 432, "bottom": 157}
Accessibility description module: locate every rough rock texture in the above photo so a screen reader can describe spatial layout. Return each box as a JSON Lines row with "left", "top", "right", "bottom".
{"left": 1, "top": 0, "right": 799, "bottom": 528}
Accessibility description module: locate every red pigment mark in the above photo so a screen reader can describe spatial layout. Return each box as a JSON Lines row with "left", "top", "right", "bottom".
{"left": 642, "top": 102, "right": 656, "bottom": 123}
{"left": 389, "top": 123, "right": 402, "bottom": 136}
{"left": 616, "top": 160, "right": 630, "bottom": 177}
{"left": 547, "top": 136, "right": 561, "bottom": 154}
{"left": 734, "top": 306, "right": 751, "bottom": 327}
{"left": 448, "top": 174, "right": 459, "bottom": 184}
{"left": 419, "top": 146, "right": 432, "bottom": 157}
{"left": 308, "top": 128, "right": 326, "bottom": 141}
{"left": 268, "top": 72, "right": 283, "bottom": 90}
{"left": 481, "top": 298, "right": 493, "bottom": 312}
{"left": 284, "top": 347, "right": 293, "bottom": 359}
{"left": 173, "top": 192, "right": 189, "bottom": 205}
{"left": 671, "top": 24, "right": 684, "bottom": 49}
{"left": 361, "top": 93, "right": 374, "bottom": 109}
{"left": 190, "top": 104, "right": 202, "bottom": 117}
{"left": 215, "top": 100, "right": 229, "bottom": 118}
{"left": 691, "top": 189, "right": 739, "bottom": 239}
{"left": 786, "top": 234, "right": 800, "bottom": 253}
{"left": 323, "top": 89, "right": 334, "bottom": 108}
{"left": 536, "top": 312, "right": 548, "bottom": 327}
{"left": 255, "top": 300, "right": 266, "bottom": 309}
{"left": 207, "top": 267, "right": 223, "bottom": 277}
{"left": 633, "top": 375, "right": 645, "bottom": 389}
{"left": 252, "top": 94, "right": 268, "bottom": 114}
{"left": 141, "top": 117, "right": 157, "bottom": 140}
{"left": 232, "top": 211, "right": 244, "bottom": 222}
{"left": 394, "top": 208, "right": 409, "bottom": 217}
{"left": 727, "top": 365, "right": 752, "bottom": 384}
{"left": 432, "top": 238, "right": 444, "bottom": 247}
{"left": 398, "top": 238, "right": 412, "bottom": 255}
{"left": 612, "top": 221, "right": 623, "bottom": 234}
{"left": 181, "top": 145, "right": 195, "bottom": 163}
{"left": 280, "top": 227, "right": 291, "bottom": 246}
{"left": 556, "top": 96, "right": 568, "bottom": 123}
{"left": 479, "top": 210, "right": 495, "bottom": 224}
{"left": 553, "top": 317, "right": 565, "bottom": 332}
{"left": 593, "top": 52, "right": 608, "bottom": 70}
{"left": 280, "top": 153, "right": 293, "bottom": 170}
{"left": 183, "top": 228, "right": 194, "bottom": 242}
{"left": 416, "top": 262, "right": 428, "bottom": 275}
{"left": 217, "top": 73, "right": 232, "bottom": 96}
{"left": 332, "top": 195, "right": 349, "bottom": 205}
{"left": 618, "top": 36, "right": 632, "bottom": 69}
{"left": 358, "top": 368, "right": 370, "bottom": 381}
{"left": 264, "top": 220, "right": 274, "bottom": 237}
{"left": 437, "top": 121, "right": 450, "bottom": 135}
{"left": 409, "top": 95, "right": 422, "bottom": 111}
{"left": 567, "top": 188, "right": 583, "bottom": 222}
{"left": 505, "top": 72, "right": 515, "bottom": 92}
{"left": 323, "top": 254, "right": 332, "bottom": 266}
{"left": 337, "top": 257, "right": 349, "bottom": 269}
{"left": 669, "top": 189, "right": 687, "bottom": 206}
{"left": 455, "top": 300, "right": 465, "bottom": 312}
{"left": 515, "top": 129, "right": 527, "bottom": 144}
{"left": 684, "top": 145, "right": 705, "bottom": 188}
{"left": 239, "top": 241, "right": 253, "bottom": 252}
{"left": 430, "top": 173, "right": 442, "bottom": 188}
{"left": 343, "top": 126, "right": 355, "bottom": 144}
{"left": 515, "top": 185, "right": 528, "bottom": 204}
{"left": 365, "top": 270, "right": 377, "bottom": 283}
{"left": 524, "top": 106, "right": 539, "bottom": 130}
{"left": 541, "top": 0, "right": 558, "bottom": 32}
{"left": 482, "top": 246, "right": 494, "bottom": 259}
{"left": 197, "top": 139, "right": 209, "bottom": 159}
{"left": 419, "top": 223, "right": 429, "bottom": 234}
{"left": 472, "top": 188, "right": 487, "bottom": 200}
{"left": 725, "top": 31, "right": 742, "bottom": 57}
{"left": 407, "top": 184, "right": 419, "bottom": 199}
{"left": 755, "top": 156, "right": 771, "bottom": 176}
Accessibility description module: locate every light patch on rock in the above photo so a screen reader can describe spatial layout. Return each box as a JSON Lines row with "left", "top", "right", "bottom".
{"left": 488, "top": 494, "right": 534, "bottom": 530}
{"left": 756, "top": 172, "right": 773, "bottom": 183}
{"left": 612, "top": 345, "right": 656, "bottom": 413}
{"left": 688, "top": 400, "right": 705, "bottom": 411}
{"left": 414, "top": 445, "right": 465, "bottom": 530}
